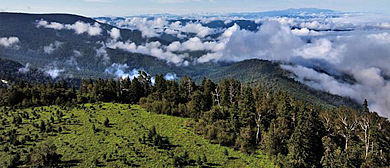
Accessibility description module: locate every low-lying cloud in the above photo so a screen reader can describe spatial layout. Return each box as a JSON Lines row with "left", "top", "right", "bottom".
{"left": 189, "top": 19, "right": 390, "bottom": 118}
{"left": 0, "top": 36, "right": 19, "bottom": 47}
{"left": 105, "top": 63, "right": 139, "bottom": 79}
{"left": 282, "top": 65, "right": 390, "bottom": 119}
{"left": 109, "top": 28, "right": 121, "bottom": 40}
{"left": 106, "top": 40, "right": 189, "bottom": 65}
{"left": 114, "top": 17, "right": 215, "bottom": 38}
{"left": 42, "top": 63, "right": 65, "bottom": 79}
{"left": 18, "top": 63, "right": 30, "bottom": 74}
{"left": 36, "top": 20, "right": 102, "bottom": 36}
{"left": 43, "top": 41, "right": 62, "bottom": 54}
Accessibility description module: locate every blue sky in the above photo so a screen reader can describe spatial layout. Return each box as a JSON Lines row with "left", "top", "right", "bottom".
{"left": 0, "top": 0, "right": 389, "bottom": 16}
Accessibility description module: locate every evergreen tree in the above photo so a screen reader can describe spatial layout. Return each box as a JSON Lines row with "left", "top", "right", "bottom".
{"left": 362, "top": 99, "right": 369, "bottom": 114}
{"left": 129, "top": 77, "right": 144, "bottom": 103}
{"left": 321, "top": 136, "right": 343, "bottom": 168}
{"left": 187, "top": 90, "right": 203, "bottom": 119}
{"left": 287, "top": 108, "right": 324, "bottom": 168}
{"left": 239, "top": 86, "right": 256, "bottom": 128}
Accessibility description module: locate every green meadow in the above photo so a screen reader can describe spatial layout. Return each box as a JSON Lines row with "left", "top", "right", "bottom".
{"left": 0, "top": 103, "right": 273, "bottom": 167}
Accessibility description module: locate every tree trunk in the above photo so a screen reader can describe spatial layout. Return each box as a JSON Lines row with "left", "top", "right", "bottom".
{"left": 255, "top": 113, "right": 262, "bottom": 145}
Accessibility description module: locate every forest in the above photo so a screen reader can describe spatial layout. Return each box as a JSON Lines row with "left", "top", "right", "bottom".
{"left": 0, "top": 72, "right": 389, "bottom": 167}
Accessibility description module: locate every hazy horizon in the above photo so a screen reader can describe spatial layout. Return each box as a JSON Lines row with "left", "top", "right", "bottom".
{"left": 1, "top": 0, "right": 390, "bottom": 17}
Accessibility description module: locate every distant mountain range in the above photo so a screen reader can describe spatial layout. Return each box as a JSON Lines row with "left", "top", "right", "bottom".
{"left": 229, "top": 8, "right": 338, "bottom": 18}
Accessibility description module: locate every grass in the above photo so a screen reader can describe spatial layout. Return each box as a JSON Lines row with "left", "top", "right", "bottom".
{"left": 0, "top": 103, "right": 274, "bottom": 167}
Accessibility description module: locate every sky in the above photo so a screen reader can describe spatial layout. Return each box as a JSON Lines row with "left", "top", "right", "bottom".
{"left": 0, "top": 0, "right": 390, "bottom": 17}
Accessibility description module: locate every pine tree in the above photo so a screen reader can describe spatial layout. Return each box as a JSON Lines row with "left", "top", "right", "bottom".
{"left": 287, "top": 108, "right": 324, "bottom": 168}
{"left": 321, "top": 136, "right": 343, "bottom": 168}
{"left": 362, "top": 99, "right": 369, "bottom": 114}
{"left": 239, "top": 86, "right": 256, "bottom": 128}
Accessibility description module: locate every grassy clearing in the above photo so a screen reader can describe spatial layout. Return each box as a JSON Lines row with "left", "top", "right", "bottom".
{"left": 0, "top": 103, "right": 273, "bottom": 167}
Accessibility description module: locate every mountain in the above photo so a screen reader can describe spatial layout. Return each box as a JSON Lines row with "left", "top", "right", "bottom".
{"left": 200, "top": 59, "right": 359, "bottom": 108}
{"left": 229, "top": 8, "right": 338, "bottom": 18}
{"left": 0, "top": 57, "right": 51, "bottom": 84}
{"left": 0, "top": 13, "right": 183, "bottom": 78}
{"left": 0, "top": 12, "right": 359, "bottom": 109}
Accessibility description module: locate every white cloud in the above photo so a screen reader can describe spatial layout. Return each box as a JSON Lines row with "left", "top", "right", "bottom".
{"left": 220, "top": 23, "right": 239, "bottom": 39}
{"left": 105, "top": 64, "right": 158, "bottom": 83}
{"left": 116, "top": 17, "right": 167, "bottom": 37}
{"left": 46, "top": 68, "right": 64, "bottom": 79}
{"left": 42, "top": 63, "right": 64, "bottom": 79}
{"left": 18, "top": 63, "right": 30, "bottom": 74}
{"left": 73, "top": 50, "right": 83, "bottom": 57}
{"left": 164, "top": 73, "right": 177, "bottom": 80}
{"left": 95, "top": 45, "right": 110, "bottom": 64}
{"left": 0, "top": 36, "right": 19, "bottom": 47}
{"left": 107, "top": 40, "right": 188, "bottom": 65}
{"left": 37, "top": 20, "right": 64, "bottom": 29}
{"left": 299, "top": 21, "right": 333, "bottom": 30}
{"left": 294, "top": 38, "right": 342, "bottom": 64}
{"left": 109, "top": 28, "right": 121, "bottom": 40}
{"left": 37, "top": 20, "right": 102, "bottom": 36}
{"left": 291, "top": 28, "right": 322, "bottom": 36}
{"left": 282, "top": 65, "right": 390, "bottom": 119}
{"left": 65, "top": 21, "right": 102, "bottom": 36}
{"left": 65, "top": 56, "right": 81, "bottom": 71}
{"left": 43, "top": 41, "right": 62, "bottom": 54}
{"left": 193, "top": 19, "right": 390, "bottom": 118}
{"left": 376, "top": 22, "right": 390, "bottom": 29}
{"left": 166, "top": 37, "right": 219, "bottom": 52}
{"left": 198, "top": 21, "right": 303, "bottom": 63}
{"left": 178, "top": 22, "right": 213, "bottom": 38}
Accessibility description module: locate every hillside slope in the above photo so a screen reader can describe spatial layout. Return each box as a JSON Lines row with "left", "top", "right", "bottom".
{"left": 0, "top": 103, "right": 273, "bottom": 167}
{"left": 200, "top": 59, "right": 359, "bottom": 109}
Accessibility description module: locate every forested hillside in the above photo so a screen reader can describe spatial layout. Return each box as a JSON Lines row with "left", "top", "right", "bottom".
{"left": 0, "top": 73, "right": 389, "bottom": 167}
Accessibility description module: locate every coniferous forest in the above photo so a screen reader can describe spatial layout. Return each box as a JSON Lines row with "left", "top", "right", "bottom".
{"left": 1, "top": 72, "right": 389, "bottom": 167}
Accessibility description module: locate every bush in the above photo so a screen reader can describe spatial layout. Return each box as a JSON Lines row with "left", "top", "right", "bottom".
{"left": 104, "top": 118, "right": 109, "bottom": 127}
{"left": 27, "top": 141, "right": 62, "bottom": 167}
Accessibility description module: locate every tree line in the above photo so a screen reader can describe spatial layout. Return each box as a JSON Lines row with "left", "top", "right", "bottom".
{"left": 0, "top": 72, "right": 389, "bottom": 167}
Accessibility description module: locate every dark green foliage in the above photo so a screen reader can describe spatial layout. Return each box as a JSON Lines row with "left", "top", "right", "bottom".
{"left": 287, "top": 108, "right": 324, "bottom": 168}
{"left": 9, "top": 152, "right": 21, "bottom": 167}
{"left": 321, "top": 136, "right": 343, "bottom": 168}
{"left": 104, "top": 117, "right": 109, "bottom": 127}
{"left": 40, "top": 120, "right": 46, "bottom": 133}
{"left": 148, "top": 126, "right": 157, "bottom": 142}
{"left": 27, "top": 141, "right": 62, "bottom": 167}
{"left": 147, "top": 126, "right": 171, "bottom": 149}
{"left": 173, "top": 151, "right": 190, "bottom": 167}
{"left": 197, "top": 156, "right": 203, "bottom": 166}
{"left": 202, "top": 153, "right": 208, "bottom": 163}
{"left": 92, "top": 124, "right": 96, "bottom": 133}
{"left": 224, "top": 148, "right": 229, "bottom": 156}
